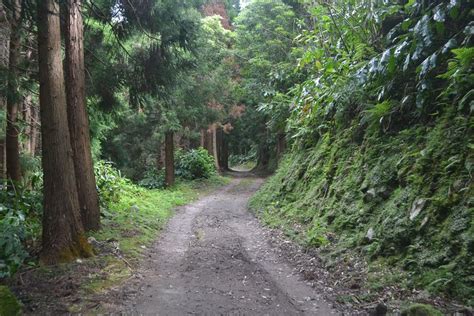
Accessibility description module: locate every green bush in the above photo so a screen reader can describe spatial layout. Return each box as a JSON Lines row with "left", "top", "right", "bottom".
{"left": 0, "top": 186, "right": 42, "bottom": 278}
{"left": 175, "top": 148, "right": 216, "bottom": 180}
{"left": 94, "top": 161, "right": 129, "bottom": 208}
{"left": 138, "top": 169, "right": 166, "bottom": 189}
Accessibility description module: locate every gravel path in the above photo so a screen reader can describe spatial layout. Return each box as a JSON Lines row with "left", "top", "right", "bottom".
{"left": 114, "top": 176, "right": 337, "bottom": 315}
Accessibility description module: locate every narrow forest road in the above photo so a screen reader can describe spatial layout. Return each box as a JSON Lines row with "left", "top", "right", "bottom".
{"left": 112, "top": 174, "right": 337, "bottom": 315}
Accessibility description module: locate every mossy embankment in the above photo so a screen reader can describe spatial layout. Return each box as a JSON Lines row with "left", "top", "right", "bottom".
{"left": 250, "top": 108, "right": 473, "bottom": 306}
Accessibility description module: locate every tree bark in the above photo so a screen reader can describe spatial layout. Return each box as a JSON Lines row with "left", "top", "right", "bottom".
{"left": 200, "top": 129, "right": 206, "bottom": 148}
{"left": 221, "top": 133, "right": 229, "bottom": 171}
{"left": 0, "top": 1, "right": 9, "bottom": 178}
{"left": 65, "top": 0, "right": 100, "bottom": 231}
{"left": 276, "top": 133, "right": 286, "bottom": 159}
{"left": 203, "top": 126, "right": 213, "bottom": 157}
{"left": 211, "top": 124, "right": 220, "bottom": 170}
{"left": 37, "top": 0, "right": 92, "bottom": 264}
{"left": 28, "top": 104, "right": 38, "bottom": 155}
{"left": 164, "top": 131, "right": 174, "bottom": 187}
{"left": 216, "top": 126, "right": 229, "bottom": 171}
{"left": 6, "top": 0, "right": 22, "bottom": 183}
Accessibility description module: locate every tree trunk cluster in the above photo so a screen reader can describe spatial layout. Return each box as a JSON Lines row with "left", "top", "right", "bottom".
{"left": 201, "top": 124, "right": 229, "bottom": 172}
{"left": 36, "top": 0, "right": 98, "bottom": 263}
{"left": 165, "top": 131, "right": 175, "bottom": 187}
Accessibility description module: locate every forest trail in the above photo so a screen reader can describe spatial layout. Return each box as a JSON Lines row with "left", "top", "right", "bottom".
{"left": 112, "top": 174, "right": 336, "bottom": 315}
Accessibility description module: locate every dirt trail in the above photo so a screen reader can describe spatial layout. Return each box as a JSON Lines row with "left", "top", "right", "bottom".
{"left": 112, "top": 176, "right": 337, "bottom": 315}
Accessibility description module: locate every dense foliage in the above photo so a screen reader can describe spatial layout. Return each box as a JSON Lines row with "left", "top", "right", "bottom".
{"left": 175, "top": 148, "right": 216, "bottom": 180}
{"left": 0, "top": 0, "right": 238, "bottom": 277}
{"left": 0, "top": 0, "right": 472, "bottom": 310}
{"left": 242, "top": 0, "right": 473, "bottom": 304}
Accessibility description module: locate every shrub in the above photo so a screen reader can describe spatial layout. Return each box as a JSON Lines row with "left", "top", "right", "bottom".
{"left": 138, "top": 169, "right": 166, "bottom": 189}
{"left": 94, "top": 161, "right": 129, "bottom": 208}
{"left": 175, "top": 148, "right": 216, "bottom": 180}
{"left": 0, "top": 186, "right": 42, "bottom": 278}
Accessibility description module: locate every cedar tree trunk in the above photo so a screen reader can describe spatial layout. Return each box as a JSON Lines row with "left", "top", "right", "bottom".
{"left": 6, "top": 0, "right": 22, "bottom": 183}
{"left": 200, "top": 129, "right": 206, "bottom": 148}
{"left": 276, "top": 133, "right": 286, "bottom": 159}
{"left": 65, "top": 0, "right": 100, "bottom": 231}
{"left": 203, "top": 127, "right": 213, "bottom": 157}
{"left": 221, "top": 133, "right": 229, "bottom": 171}
{"left": 0, "top": 2, "right": 9, "bottom": 178}
{"left": 165, "top": 131, "right": 174, "bottom": 187}
{"left": 211, "top": 125, "right": 220, "bottom": 170}
{"left": 216, "top": 126, "right": 229, "bottom": 171}
{"left": 37, "top": 0, "right": 92, "bottom": 264}
{"left": 28, "top": 104, "right": 38, "bottom": 155}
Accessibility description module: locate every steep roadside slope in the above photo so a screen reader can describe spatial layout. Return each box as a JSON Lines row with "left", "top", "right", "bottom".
{"left": 250, "top": 104, "right": 473, "bottom": 306}
{"left": 249, "top": 0, "right": 473, "bottom": 308}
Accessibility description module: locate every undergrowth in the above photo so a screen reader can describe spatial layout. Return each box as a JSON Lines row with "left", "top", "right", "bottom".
{"left": 1, "top": 159, "right": 228, "bottom": 313}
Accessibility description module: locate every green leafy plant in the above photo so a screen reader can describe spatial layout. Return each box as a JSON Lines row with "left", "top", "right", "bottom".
{"left": 139, "top": 169, "right": 166, "bottom": 189}
{"left": 94, "top": 161, "right": 129, "bottom": 209}
{"left": 0, "top": 186, "right": 42, "bottom": 278}
{"left": 175, "top": 148, "right": 216, "bottom": 180}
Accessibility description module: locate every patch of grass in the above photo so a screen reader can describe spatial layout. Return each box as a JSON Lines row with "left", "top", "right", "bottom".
{"left": 82, "top": 257, "right": 131, "bottom": 295}
{"left": 401, "top": 303, "right": 443, "bottom": 316}
{"left": 92, "top": 175, "right": 229, "bottom": 258}
{"left": 0, "top": 285, "right": 21, "bottom": 316}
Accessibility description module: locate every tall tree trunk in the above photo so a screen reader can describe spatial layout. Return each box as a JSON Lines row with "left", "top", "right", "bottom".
{"left": 200, "top": 129, "right": 206, "bottom": 148}
{"left": 37, "top": 0, "right": 92, "bottom": 264}
{"left": 6, "top": 0, "right": 22, "bottom": 183}
{"left": 164, "top": 131, "right": 174, "bottom": 187}
{"left": 211, "top": 124, "right": 220, "bottom": 170}
{"left": 65, "top": 0, "right": 100, "bottom": 231}
{"left": 204, "top": 127, "right": 213, "bottom": 156}
{"left": 0, "top": 1, "right": 9, "bottom": 178}
{"left": 221, "top": 133, "right": 229, "bottom": 171}
{"left": 216, "top": 126, "right": 228, "bottom": 171}
{"left": 28, "top": 104, "right": 38, "bottom": 155}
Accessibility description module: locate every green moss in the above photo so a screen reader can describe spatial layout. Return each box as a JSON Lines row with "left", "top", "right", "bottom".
{"left": 82, "top": 257, "right": 132, "bottom": 294}
{"left": 0, "top": 286, "right": 21, "bottom": 316}
{"left": 250, "top": 108, "right": 474, "bottom": 303}
{"left": 401, "top": 303, "right": 443, "bottom": 316}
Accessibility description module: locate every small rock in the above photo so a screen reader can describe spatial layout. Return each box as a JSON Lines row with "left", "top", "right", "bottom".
{"left": 367, "top": 188, "right": 377, "bottom": 199}
{"left": 366, "top": 228, "right": 375, "bottom": 240}
{"left": 410, "top": 198, "right": 426, "bottom": 220}
{"left": 420, "top": 216, "right": 429, "bottom": 228}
